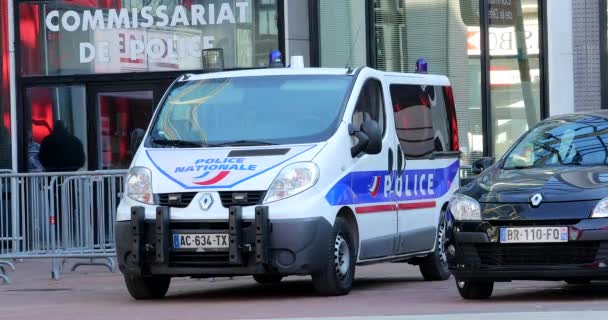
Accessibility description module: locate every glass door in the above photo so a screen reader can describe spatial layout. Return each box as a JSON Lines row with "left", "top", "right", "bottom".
{"left": 88, "top": 83, "right": 166, "bottom": 170}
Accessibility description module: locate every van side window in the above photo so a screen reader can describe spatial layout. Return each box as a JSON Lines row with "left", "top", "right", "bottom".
{"left": 390, "top": 84, "right": 454, "bottom": 159}
{"left": 352, "top": 79, "right": 385, "bottom": 135}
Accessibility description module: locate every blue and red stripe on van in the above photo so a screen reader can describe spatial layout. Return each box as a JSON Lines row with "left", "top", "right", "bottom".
{"left": 325, "top": 160, "right": 459, "bottom": 213}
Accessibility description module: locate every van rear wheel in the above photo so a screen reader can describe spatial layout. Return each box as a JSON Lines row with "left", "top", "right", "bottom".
{"left": 124, "top": 274, "right": 170, "bottom": 300}
{"left": 419, "top": 212, "right": 451, "bottom": 281}
{"left": 311, "top": 217, "right": 356, "bottom": 296}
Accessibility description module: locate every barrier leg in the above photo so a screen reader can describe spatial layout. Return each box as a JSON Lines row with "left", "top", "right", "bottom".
{"left": 70, "top": 257, "right": 115, "bottom": 273}
{"left": 51, "top": 258, "right": 62, "bottom": 280}
{"left": 0, "top": 261, "right": 15, "bottom": 284}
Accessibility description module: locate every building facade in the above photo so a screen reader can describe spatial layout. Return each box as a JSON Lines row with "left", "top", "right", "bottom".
{"left": 0, "top": 0, "right": 600, "bottom": 173}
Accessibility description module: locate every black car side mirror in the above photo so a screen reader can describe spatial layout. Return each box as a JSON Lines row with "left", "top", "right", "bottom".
{"left": 349, "top": 120, "right": 383, "bottom": 157}
{"left": 472, "top": 157, "right": 494, "bottom": 175}
{"left": 130, "top": 128, "right": 146, "bottom": 156}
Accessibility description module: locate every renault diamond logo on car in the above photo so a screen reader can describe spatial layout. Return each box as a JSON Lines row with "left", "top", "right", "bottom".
{"left": 199, "top": 193, "right": 214, "bottom": 211}
{"left": 530, "top": 193, "right": 543, "bottom": 208}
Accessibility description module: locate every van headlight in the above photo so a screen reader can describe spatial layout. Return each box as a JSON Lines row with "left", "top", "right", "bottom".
{"left": 126, "top": 167, "right": 154, "bottom": 204}
{"left": 264, "top": 162, "right": 319, "bottom": 204}
{"left": 591, "top": 197, "right": 608, "bottom": 218}
{"left": 449, "top": 194, "right": 482, "bottom": 221}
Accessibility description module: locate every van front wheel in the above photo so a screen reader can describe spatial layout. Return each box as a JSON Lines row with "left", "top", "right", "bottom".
{"left": 124, "top": 274, "right": 170, "bottom": 300}
{"left": 311, "top": 217, "right": 356, "bottom": 296}
{"left": 419, "top": 212, "right": 451, "bottom": 281}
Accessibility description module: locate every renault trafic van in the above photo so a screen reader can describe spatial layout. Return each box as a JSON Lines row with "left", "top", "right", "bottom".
{"left": 116, "top": 66, "right": 461, "bottom": 299}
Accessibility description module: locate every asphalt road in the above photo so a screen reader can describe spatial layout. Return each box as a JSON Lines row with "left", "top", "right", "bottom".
{"left": 1, "top": 260, "right": 608, "bottom": 320}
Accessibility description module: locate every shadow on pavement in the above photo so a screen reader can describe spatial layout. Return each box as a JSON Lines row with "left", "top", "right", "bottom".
{"left": 491, "top": 282, "right": 608, "bottom": 302}
{"left": 161, "top": 276, "right": 423, "bottom": 302}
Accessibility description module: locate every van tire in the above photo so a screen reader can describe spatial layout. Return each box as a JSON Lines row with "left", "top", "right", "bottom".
{"left": 124, "top": 274, "right": 170, "bottom": 300}
{"left": 253, "top": 274, "right": 283, "bottom": 284}
{"left": 311, "top": 217, "right": 356, "bottom": 296}
{"left": 419, "top": 212, "right": 451, "bottom": 281}
{"left": 456, "top": 279, "right": 494, "bottom": 299}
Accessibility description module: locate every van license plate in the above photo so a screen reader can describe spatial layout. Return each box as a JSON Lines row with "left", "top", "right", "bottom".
{"left": 173, "top": 234, "right": 229, "bottom": 250}
{"left": 500, "top": 227, "right": 568, "bottom": 243}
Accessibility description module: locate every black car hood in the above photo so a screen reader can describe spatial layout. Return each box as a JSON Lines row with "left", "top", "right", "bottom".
{"left": 461, "top": 165, "right": 608, "bottom": 203}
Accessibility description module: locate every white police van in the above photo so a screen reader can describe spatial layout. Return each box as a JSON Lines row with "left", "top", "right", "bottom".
{"left": 116, "top": 61, "right": 461, "bottom": 299}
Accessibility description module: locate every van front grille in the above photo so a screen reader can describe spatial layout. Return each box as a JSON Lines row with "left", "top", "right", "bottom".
{"left": 156, "top": 192, "right": 198, "bottom": 208}
{"left": 218, "top": 191, "right": 265, "bottom": 208}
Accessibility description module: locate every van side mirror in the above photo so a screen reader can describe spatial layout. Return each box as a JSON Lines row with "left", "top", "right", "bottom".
{"left": 472, "top": 157, "right": 494, "bottom": 175}
{"left": 130, "top": 128, "right": 146, "bottom": 156}
{"left": 349, "top": 120, "right": 383, "bottom": 157}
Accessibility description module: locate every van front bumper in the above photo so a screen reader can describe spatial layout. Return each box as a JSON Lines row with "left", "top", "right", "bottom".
{"left": 116, "top": 206, "right": 331, "bottom": 277}
{"left": 446, "top": 218, "right": 608, "bottom": 281}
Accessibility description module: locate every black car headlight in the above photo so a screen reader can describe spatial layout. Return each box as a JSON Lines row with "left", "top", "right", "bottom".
{"left": 449, "top": 194, "right": 482, "bottom": 221}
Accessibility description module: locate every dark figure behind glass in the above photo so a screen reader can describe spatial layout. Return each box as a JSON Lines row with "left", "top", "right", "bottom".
{"left": 38, "top": 120, "right": 85, "bottom": 172}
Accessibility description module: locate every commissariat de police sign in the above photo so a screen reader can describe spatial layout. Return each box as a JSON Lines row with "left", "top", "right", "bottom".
{"left": 44, "top": 3, "right": 250, "bottom": 64}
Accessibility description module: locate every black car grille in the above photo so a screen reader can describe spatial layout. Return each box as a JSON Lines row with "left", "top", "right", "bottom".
{"left": 218, "top": 191, "right": 265, "bottom": 208}
{"left": 156, "top": 192, "right": 198, "bottom": 208}
{"left": 474, "top": 242, "right": 600, "bottom": 266}
{"left": 169, "top": 251, "right": 231, "bottom": 267}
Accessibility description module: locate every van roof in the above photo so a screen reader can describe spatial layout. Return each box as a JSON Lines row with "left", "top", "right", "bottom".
{"left": 181, "top": 67, "right": 451, "bottom": 85}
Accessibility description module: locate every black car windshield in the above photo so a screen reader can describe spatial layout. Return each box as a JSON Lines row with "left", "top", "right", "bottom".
{"left": 503, "top": 115, "right": 608, "bottom": 169}
{"left": 149, "top": 75, "right": 352, "bottom": 147}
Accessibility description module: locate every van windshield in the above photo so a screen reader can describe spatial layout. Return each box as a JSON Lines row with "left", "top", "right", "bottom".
{"left": 149, "top": 75, "right": 352, "bottom": 147}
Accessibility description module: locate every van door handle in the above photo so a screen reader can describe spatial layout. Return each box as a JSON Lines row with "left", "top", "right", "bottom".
{"left": 397, "top": 146, "right": 405, "bottom": 175}
{"left": 388, "top": 148, "right": 394, "bottom": 175}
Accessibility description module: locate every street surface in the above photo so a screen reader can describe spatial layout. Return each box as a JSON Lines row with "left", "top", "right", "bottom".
{"left": 1, "top": 260, "right": 607, "bottom": 320}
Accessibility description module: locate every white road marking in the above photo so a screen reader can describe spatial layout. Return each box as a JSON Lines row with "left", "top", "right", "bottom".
{"left": 253, "top": 311, "right": 608, "bottom": 320}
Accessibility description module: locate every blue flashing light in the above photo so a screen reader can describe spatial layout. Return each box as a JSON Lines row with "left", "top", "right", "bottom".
{"left": 269, "top": 50, "right": 284, "bottom": 68}
{"left": 416, "top": 58, "right": 428, "bottom": 74}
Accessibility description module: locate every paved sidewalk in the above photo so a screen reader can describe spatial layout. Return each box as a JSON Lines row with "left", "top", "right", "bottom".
{"left": 1, "top": 259, "right": 608, "bottom": 320}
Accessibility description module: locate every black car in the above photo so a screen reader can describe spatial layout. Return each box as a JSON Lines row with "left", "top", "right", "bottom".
{"left": 445, "top": 111, "right": 608, "bottom": 299}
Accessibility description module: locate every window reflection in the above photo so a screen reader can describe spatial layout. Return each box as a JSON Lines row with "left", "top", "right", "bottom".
{"left": 490, "top": 0, "right": 541, "bottom": 158}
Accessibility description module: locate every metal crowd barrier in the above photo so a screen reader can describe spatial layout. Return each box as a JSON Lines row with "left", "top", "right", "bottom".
{"left": 0, "top": 170, "right": 127, "bottom": 284}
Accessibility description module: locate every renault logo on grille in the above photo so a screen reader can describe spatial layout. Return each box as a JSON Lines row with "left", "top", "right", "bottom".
{"left": 530, "top": 193, "right": 543, "bottom": 208}
{"left": 199, "top": 193, "right": 214, "bottom": 211}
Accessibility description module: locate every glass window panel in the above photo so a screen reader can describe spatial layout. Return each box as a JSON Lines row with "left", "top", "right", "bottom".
{"left": 19, "top": 0, "right": 278, "bottom": 76}
{"left": 98, "top": 90, "right": 154, "bottom": 169}
{"left": 26, "top": 86, "right": 87, "bottom": 172}
{"left": 318, "top": 0, "right": 367, "bottom": 67}
{"left": 0, "top": 0, "right": 11, "bottom": 170}
{"left": 489, "top": 0, "right": 541, "bottom": 158}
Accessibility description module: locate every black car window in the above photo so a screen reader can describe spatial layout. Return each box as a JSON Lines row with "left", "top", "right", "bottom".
{"left": 503, "top": 115, "right": 608, "bottom": 169}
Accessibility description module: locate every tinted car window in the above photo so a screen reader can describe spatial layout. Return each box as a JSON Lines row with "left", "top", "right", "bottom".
{"left": 390, "top": 84, "right": 453, "bottom": 159}
{"left": 504, "top": 115, "right": 608, "bottom": 169}
{"left": 352, "top": 79, "right": 386, "bottom": 135}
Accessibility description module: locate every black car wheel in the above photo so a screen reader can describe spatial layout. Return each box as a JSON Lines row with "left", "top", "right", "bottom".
{"left": 311, "top": 217, "right": 356, "bottom": 296}
{"left": 456, "top": 279, "right": 494, "bottom": 300}
{"left": 419, "top": 212, "right": 451, "bottom": 281}
{"left": 124, "top": 274, "right": 170, "bottom": 300}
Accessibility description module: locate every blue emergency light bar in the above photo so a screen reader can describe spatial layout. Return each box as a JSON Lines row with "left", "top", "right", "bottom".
{"left": 416, "top": 58, "right": 428, "bottom": 74}
{"left": 269, "top": 50, "right": 284, "bottom": 68}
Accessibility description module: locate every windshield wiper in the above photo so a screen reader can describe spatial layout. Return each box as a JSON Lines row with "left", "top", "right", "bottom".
{"left": 151, "top": 138, "right": 203, "bottom": 148}
{"left": 213, "top": 140, "right": 278, "bottom": 147}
